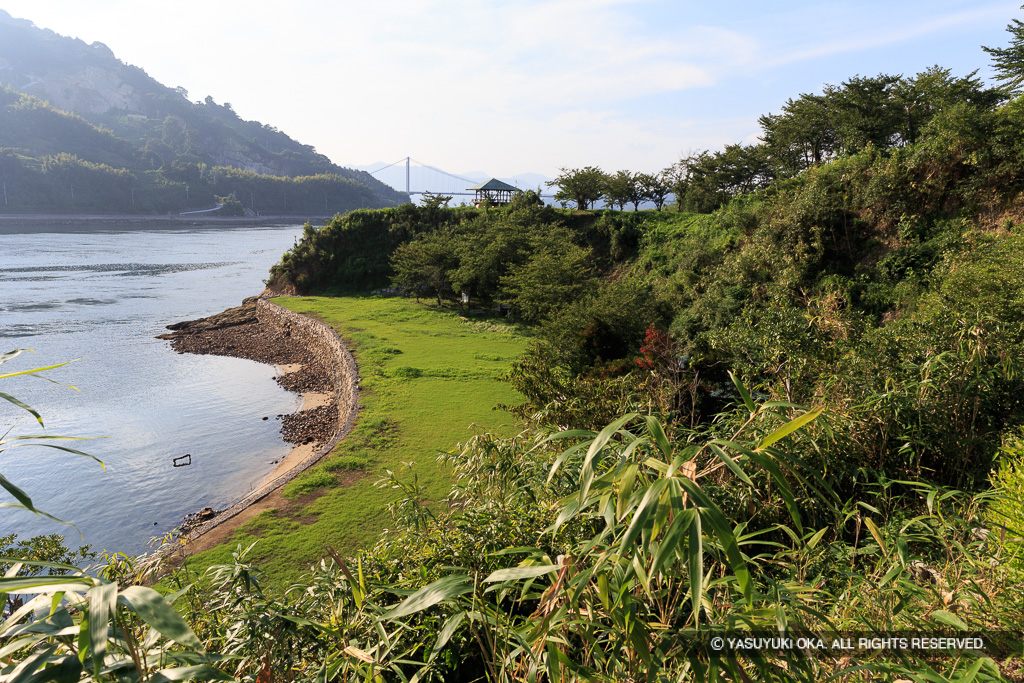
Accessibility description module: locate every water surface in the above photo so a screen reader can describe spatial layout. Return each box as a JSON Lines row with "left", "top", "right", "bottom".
{"left": 1, "top": 223, "right": 308, "bottom": 555}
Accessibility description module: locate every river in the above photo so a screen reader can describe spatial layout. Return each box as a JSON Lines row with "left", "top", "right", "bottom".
{"left": 1, "top": 221, "right": 308, "bottom": 556}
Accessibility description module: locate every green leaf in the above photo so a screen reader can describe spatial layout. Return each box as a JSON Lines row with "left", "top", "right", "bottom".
{"left": 580, "top": 413, "right": 638, "bottom": 500}
{"left": 0, "top": 359, "right": 75, "bottom": 381}
{"left": 0, "top": 472, "right": 35, "bottom": 512}
{"left": 0, "top": 558, "right": 81, "bottom": 574}
{"left": 0, "top": 390, "right": 43, "bottom": 426}
{"left": 728, "top": 371, "right": 755, "bottom": 414}
{"left": 0, "top": 575, "right": 94, "bottom": 593}
{"left": 643, "top": 415, "right": 672, "bottom": 458}
{"left": 484, "top": 565, "right": 560, "bottom": 583}
{"left": 88, "top": 581, "right": 117, "bottom": 678}
{"left": 1, "top": 441, "right": 103, "bottom": 467}
{"left": 17, "top": 652, "right": 82, "bottom": 682}
{"left": 730, "top": 443, "right": 804, "bottom": 533}
{"left": 546, "top": 438, "right": 592, "bottom": 482}
{"left": 651, "top": 507, "right": 694, "bottom": 577}
{"left": 678, "top": 478, "right": 751, "bottom": 603}
{"left": 930, "top": 609, "right": 968, "bottom": 631}
{"left": 616, "top": 462, "right": 639, "bottom": 521}
{"left": 596, "top": 572, "right": 611, "bottom": 613}
{"left": 618, "top": 479, "right": 668, "bottom": 556}
{"left": 147, "top": 664, "right": 234, "bottom": 682}
{"left": 117, "top": 585, "right": 204, "bottom": 651}
{"left": 863, "top": 517, "right": 887, "bottom": 557}
{"left": 382, "top": 574, "right": 472, "bottom": 620}
{"left": 756, "top": 406, "right": 824, "bottom": 450}
{"left": 0, "top": 502, "right": 73, "bottom": 527}
{"left": 688, "top": 511, "right": 703, "bottom": 627}
{"left": 806, "top": 527, "right": 828, "bottom": 550}
{"left": 707, "top": 444, "right": 753, "bottom": 486}
{"left": 427, "top": 611, "right": 466, "bottom": 663}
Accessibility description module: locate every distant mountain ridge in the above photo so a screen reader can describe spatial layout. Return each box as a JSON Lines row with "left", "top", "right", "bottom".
{"left": 0, "top": 9, "right": 407, "bottom": 214}
{"left": 353, "top": 162, "right": 552, "bottom": 199}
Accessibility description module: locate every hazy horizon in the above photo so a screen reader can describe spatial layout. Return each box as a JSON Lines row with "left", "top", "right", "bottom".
{"left": 0, "top": 1, "right": 1019, "bottom": 178}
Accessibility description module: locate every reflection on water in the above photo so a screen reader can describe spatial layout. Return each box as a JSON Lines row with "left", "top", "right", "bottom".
{"left": 1, "top": 224, "right": 307, "bottom": 555}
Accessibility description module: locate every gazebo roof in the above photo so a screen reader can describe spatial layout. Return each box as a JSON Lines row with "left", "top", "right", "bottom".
{"left": 466, "top": 178, "right": 518, "bottom": 192}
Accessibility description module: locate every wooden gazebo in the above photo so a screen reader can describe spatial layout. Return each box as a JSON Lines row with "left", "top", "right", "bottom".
{"left": 467, "top": 178, "right": 517, "bottom": 207}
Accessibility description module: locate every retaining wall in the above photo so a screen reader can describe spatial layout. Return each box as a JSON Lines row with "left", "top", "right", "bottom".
{"left": 182, "top": 298, "right": 359, "bottom": 540}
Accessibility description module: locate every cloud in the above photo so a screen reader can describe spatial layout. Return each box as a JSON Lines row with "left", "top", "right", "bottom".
{"left": 764, "top": 4, "right": 1018, "bottom": 69}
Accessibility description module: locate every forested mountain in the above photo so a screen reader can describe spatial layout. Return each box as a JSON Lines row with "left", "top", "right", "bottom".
{"left": 0, "top": 9, "right": 407, "bottom": 214}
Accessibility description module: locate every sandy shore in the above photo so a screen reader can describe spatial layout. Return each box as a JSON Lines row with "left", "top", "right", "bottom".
{"left": 261, "top": 363, "right": 331, "bottom": 488}
{"left": 156, "top": 296, "right": 358, "bottom": 545}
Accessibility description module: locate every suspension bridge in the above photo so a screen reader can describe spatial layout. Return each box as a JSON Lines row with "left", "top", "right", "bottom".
{"left": 366, "top": 157, "right": 554, "bottom": 199}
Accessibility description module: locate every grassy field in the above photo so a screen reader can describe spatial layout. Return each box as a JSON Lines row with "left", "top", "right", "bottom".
{"left": 183, "top": 295, "right": 529, "bottom": 585}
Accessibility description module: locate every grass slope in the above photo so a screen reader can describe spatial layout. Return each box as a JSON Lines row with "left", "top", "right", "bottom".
{"left": 185, "top": 295, "right": 528, "bottom": 585}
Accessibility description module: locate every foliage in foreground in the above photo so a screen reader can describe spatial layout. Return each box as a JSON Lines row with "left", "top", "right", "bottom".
{"left": 158, "top": 400, "right": 1024, "bottom": 681}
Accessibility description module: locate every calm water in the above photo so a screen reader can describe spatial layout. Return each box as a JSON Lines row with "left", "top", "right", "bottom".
{"left": 1, "top": 223, "right": 308, "bottom": 555}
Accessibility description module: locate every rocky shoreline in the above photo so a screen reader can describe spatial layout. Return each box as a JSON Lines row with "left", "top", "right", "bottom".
{"left": 156, "top": 296, "right": 359, "bottom": 540}
{"left": 158, "top": 298, "right": 338, "bottom": 449}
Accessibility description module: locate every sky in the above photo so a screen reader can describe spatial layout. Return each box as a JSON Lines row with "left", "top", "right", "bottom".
{"left": 0, "top": 0, "right": 1021, "bottom": 178}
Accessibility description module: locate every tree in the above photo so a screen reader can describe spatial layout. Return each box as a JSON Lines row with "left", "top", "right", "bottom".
{"left": 546, "top": 166, "right": 606, "bottom": 210}
{"left": 760, "top": 93, "right": 838, "bottom": 174}
{"left": 390, "top": 227, "right": 460, "bottom": 304}
{"left": 983, "top": 10, "right": 1024, "bottom": 96}
{"left": 603, "top": 169, "right": 636, "bottom": 210}
{"left": 637, "top": 171, "right": 670, "bottom": 210}
{"left": 420, "top": 191, "right": 453, "bottom": 209}
{"left": 825, "top": 74, "right": 904, "bottom": 154}
{"left": 498, "top": 231, "right": 595, "bottom": 322}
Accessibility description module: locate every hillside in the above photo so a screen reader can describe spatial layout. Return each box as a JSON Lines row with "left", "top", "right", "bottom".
{"left": 6, "top": 10, "right": 1024, "bottom": 683}
{"left": 0, "top": 9, "right": 407, "bottom": 214}
{"left": 251, "top": 64, "right": 1024, "bottom": 679}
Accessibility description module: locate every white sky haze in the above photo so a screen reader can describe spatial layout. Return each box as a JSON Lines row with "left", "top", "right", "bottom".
{"left": 1, "top": 1, "right": 1020, "bottom": 177}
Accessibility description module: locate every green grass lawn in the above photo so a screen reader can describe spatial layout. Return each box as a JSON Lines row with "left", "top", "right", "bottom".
{"left": 184, "top": 295, "right": 529, "bottom": 585}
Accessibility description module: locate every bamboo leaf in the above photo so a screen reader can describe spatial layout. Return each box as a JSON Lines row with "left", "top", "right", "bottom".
{"left": 688, "top": 511, "right": 703, "bottom": 627}
{"left": 0, "top": 391, "right": 43, "bottom": 426}
{"left": 707, "top": 444, "right": 753, "bottom": 486}
{"left": 484, "top": 565, "right": 560, "bottom": 583}
{"left": 0, "top": 359, "right": 76, "bottom": 381}
{"left": 0, "top": 349, "right": 30, "bottom": 365}
{"left": 643, "top": 415, "right": 672, "bottom": 458}
{"left": 147, "top": 664, "right": 234, "bottom": 682}
{"left": 651, "top": 508, "right": 693, "bottom": 577}
{"left": 580, "top": 414, "right": 639, "bottom": 500}
{"left": 117, "top": 585, "right": 204, "bottom": 651}
{"left": 0, "top": 575, "right": 94, "bottom": 593}
{"left": 756, "top": 406, "right": 824, "bottom": 450}
{"left": 88, "top": 581, "right": 117, "bottom": 678}
{"left": 0, "top": 472, "right": 35, "bottom": 511}
{"left": 806, "top": 527, "right": 828, "bottom": 549}
{"left": 596, "top": 572, "right": 611, "bottom": 612}
{"left": 930, "top": 609, "right": 969, "bottom": 631}
{"left": 863, "top": 517, "right": 888, "bottom": 557}
{"left": 382, "top": 574, "right": 472, "bottom": 620}
{"left": 546, "top": 439, "right": 592, "bottom": 482}
{"left": 0, "top": 502, "right": 73, "bottom": 527}
{"left": 428, "top": 611, "right": 466, "bottom": 663}
{"left": 678, "top": 478, "right": 751, "bottom": 603}
{"left": 728, "top": 371, "right": 756, "bottom": 414}
{"left": 618, "top": 480, "right": 668, "bottom": 556}
{"left": 616, "top": 462, "right": 639, "bottom": 521}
